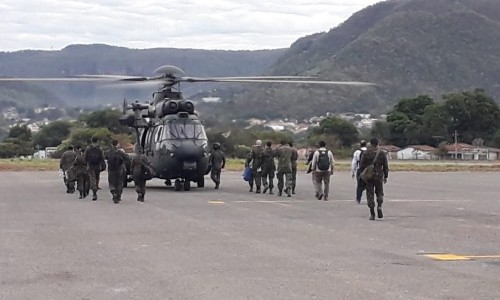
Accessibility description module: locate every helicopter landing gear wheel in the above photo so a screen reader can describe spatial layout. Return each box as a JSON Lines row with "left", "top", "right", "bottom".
{"left": 174, "top": 179, "right": 182, "bottom": 191}
{"left": 183, "top": 180, "right": 190, "bottom": 191}
{"left": 164, "top": 179, "right": 172, "bottom": 187}
{"left": 197, "top": 176, "right": 204, "bottom": 188}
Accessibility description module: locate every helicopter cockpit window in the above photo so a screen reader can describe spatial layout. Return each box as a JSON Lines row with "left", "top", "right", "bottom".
{"left": 164, "top": 120, "right": 207, "bottom": 140}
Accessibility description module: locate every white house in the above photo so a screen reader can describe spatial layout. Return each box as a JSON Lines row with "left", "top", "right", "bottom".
{"left": 397, "top": 145, "right": 437, "bottom": 160}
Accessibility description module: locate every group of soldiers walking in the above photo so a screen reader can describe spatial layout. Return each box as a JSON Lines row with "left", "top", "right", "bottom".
{"left": 60, "top": 137, "right": 152, "bottom": 204}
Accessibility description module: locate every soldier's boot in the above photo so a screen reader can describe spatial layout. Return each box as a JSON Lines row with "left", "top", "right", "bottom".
{"left": 256, "top": 187, "right": 261, "bottom": 194}
{"left": 262, "top": 184, "right": 269, "bottom": 194}
{"left": 269, "top": 188, "right": 274, "bottom": 195}
{"left": 369, "top": 207, "right": 376, "bottom": 220}
{"left": 278, "top": 190, "right": 282, "bottom": 197}
{"left": 215, "top": 182, "right": 219, "bottom": 189}
{"left": 92, "top": 191, "right": 98, "bottom": 201}
{"left": 249, "top": 186, "right": 253, "bottom": 192}
{"left": 285, "top": 187, "right": 291, "bottom": 197}
{"left": 377, "top": 205, "right": 383, "bottom": 219}
{"left": 292, "top": 187, "right": 295, "bottom": 194}
{"left": 139, "top": 194, "right": 145, "bottom": 202}
{"left": 112, "top": 194, "right": 119, "bottom": 204}
{"left": 79, "top": 191, "right": 83, "bottom": 199}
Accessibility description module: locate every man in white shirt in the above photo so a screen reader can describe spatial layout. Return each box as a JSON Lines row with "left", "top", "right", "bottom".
{"left": 351, "top": 140, "right": 368, "bottom": 203}
{"left": 311, "top": 140, "right": 335, "bottom": 201}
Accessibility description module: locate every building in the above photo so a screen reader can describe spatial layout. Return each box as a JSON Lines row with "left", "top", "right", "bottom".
{"left": 397, "top": 145, "right": 437, "bottom": 160}
{"left": 445, "top": 143, "right": 500, "bottom": 160}
{"left": 378, "top": 145, "right": 401, "bottom": 160}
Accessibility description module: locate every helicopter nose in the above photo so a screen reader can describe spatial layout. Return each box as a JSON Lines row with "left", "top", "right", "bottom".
{"left": 174, "top": 144, "right": 202, "bottom": 161}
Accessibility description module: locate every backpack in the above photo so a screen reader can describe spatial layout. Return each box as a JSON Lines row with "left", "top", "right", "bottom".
{"left": 86, "top": 146, "right": 102, "bottom": 165}
{"left": 317, "top": 150, "right": 331, "bottom": 171}
{"left": 107, "top": 150, "right": 123, "bottom": 171}
{"left": 360, "top": 149, "right": 381, "bottom": 182}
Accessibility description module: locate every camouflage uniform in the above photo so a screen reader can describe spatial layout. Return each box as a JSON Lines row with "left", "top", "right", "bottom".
{"left": 106, "top": 146, "right": 130, "bottom": 203}
{"left": 131, "top": 153, "right": 150, "bottom": 202}
{"left": 59, "top": 149, "right": 77, "bottom": 193}
{"left": 274, "top": 144, "right": 293, "bottom": 197}
{"left": 74, "top": 150, "right": 90, "bottom": 199}
{"left": 359, "top": 146, "right": 389, "bottom": 217}
{"left": 246, "top": 144, "right": 264, "bottom": 193}
{"left": 85, "top": 143, "right": 105, "bottom": 200}
{"left": 261, "top": 146, "right": 275, "bottom": 194}
{"left": 245, "top": 152, "right": 254, "bottom": 192}
{"left": 209, "top": 149, "right": 225, "bottom": 189}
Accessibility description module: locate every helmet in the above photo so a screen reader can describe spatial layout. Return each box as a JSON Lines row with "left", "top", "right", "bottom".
{"left": 212, "top": 142, "right": 221, "bottom": 150}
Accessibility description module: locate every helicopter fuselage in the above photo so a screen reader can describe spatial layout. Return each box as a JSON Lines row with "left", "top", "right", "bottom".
{"left": 139, "top": 112, "right": 210, "bottom": 186}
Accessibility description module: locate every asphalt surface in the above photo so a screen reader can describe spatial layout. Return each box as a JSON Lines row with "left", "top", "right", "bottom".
{"left": 1, "top": 171, "right": 499, "bottom": 300}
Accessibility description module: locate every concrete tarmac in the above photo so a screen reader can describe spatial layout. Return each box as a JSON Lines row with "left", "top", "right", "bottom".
{"left": 1, "top": 171, "right": 499, "bottom": 300}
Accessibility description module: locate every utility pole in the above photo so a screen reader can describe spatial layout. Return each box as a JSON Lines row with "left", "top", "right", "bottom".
{"left": 454, "top": 130, "right": 458, "bottom": 160}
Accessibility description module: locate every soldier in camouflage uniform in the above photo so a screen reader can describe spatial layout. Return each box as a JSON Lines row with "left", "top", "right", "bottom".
{"left": 289, "top": 142, "right": 298, "bottom": 194}
{"left": 246, "top": 140, "right": 264, "bottom": 193}
{"left": 105, "top": 140, "right": 130, "bottom": 204}
{"left": 358, "top": 138, "right": 389, "bottom": 220}
{"left": 261, "top": 141, "right": 275, "bottom": 194}
{"left": 84, "top": 137, "right": 106, "bottom": 201}
{"left": 59, "top": 146, "right": 77, "bottom": 193}
{"left": 130, "top": 149, "right": 151, "bottom": 202}
{"left": 74, "top": 146, "right": 90, "bottom": 199}
{"left": 274, "top": 140, "right": 293, "bottom": 197}
{"left": 209, "top": 142, "right": 226, "bottom": 189}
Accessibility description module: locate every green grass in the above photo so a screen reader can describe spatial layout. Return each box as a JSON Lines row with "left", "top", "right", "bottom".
{"left": 1, "top": 158, "right": 500, "bottom": 172}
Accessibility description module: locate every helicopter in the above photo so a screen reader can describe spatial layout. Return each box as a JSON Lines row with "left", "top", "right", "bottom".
{"left": 0, "top": 64, "right": 375, "bottom": 191}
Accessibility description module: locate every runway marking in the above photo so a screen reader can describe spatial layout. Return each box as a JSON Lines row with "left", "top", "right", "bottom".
{"left": 220, "top": 199, "right": 472, "bottom": 204}
{"left": 208, "top": 200, "right": 226, "bottom": 204}
{"left": 424, "top": 253, "right": 500, "bottom": 261}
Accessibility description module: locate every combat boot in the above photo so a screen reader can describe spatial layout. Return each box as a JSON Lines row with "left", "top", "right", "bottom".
{"left": 78, "top": 191, "right": 83, "bottom": 199}
{"left": 139, "top": 194, "right": 145, "bottom": 202}
{"left": 256, "top": 188, "right": 261, "bottom": 194}
{"left": 269, "top": 188, "right": 274, "bottom": 195}
{"left": 92, "top": 192, "right": 97, "bottom": 201}
{"left": 215, "top": 182, "right": 219, "bottom": 189}
{"left": 369, "top": 207, "right": 375, "bottom": 220}
{"left": 278, "top": 190, "right": 282, "bottom": 196}
{"left": 262, "top": 184, "right": 269, "bottom": 194}
{"left": 377, "top": 205, "right": 383, "bottom": 219}
{"left": 292, "top": 188, "right": 295, "bottom": 195}
{"left": 285, "top": 187, "right": 291, "bottom": 197}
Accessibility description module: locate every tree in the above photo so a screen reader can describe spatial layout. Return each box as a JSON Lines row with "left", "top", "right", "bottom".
{"left": 443, "top": 89, "right": 500, "bottom": 144}
{"left": 65, "top": 127, "right": 113, "bottom": 150}
{"left": 492, "top": 130, "right": 500, "bottom": 148}
{"left": 7, "top": 124, "right": 32, "bottom": 142}
{"left": 370, "top": 121, "right": 391, "bottom": 144}
{"left": 312, "top": 116, "right": 359, "bottom": 147}
{"left": 386, "top": 95, "right": 435, "bottom": 147}
{"left": 33, "top": 121, "right": 73, "bottom": 149}
{"left": 80, "top": 109, "right": 130, "bottom": 134}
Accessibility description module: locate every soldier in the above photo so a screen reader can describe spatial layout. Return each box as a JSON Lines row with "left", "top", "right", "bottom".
{"left": 311, "top": 141, "right": 334, "bottom": 201}
{"left": 359, "top": 138, "right": 389, "bottom": 220}
{"left": 209, "top": 142, "right": 226, "bottom": 189}
{"left": 274, "top": 140, "right": 293, "bottom": 197}
{"left": 246, "top": 140, "right": 264, "bottom": 193}
{"left": 59, "top": 145, "right": 77, "bottom": 193}
{"left": 261, "top": 141, "right": 275, "bottom": 194}
{"left": 288, "top": 142, "right": 298, "bottom": 194}
{"left": 130, "top": 148, "right": 152, "bottom": 202}
{"left": 351, "top": 140, "right": 368, "bottom": 203}
{"left": 84, "top": 137, "right": 106, "bottom": 201}
{"left": 105, "top": 140, "right": 130, "bottom": 204}
{"left": 74, "top": 146, "right": 90, "bottom": 199}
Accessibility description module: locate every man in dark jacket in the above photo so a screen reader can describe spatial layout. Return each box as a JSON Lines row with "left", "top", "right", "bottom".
{"left": 289, "top": 142, "right": 298, "bottom": 194}
{"left": 209, "top": 142, "right": 226, "bottom": 189}
{"left": 359, "top": 138, "right": 389, "bottom": 220}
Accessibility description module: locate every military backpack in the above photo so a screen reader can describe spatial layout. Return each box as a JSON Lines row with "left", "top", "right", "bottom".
{"left": 316, "top": 150, "right": 331, "bottom": 171}
{"left": 107, "top": 150, "right": 124, "bottom": 171}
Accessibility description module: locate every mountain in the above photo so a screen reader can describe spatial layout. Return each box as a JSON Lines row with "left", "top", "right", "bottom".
{"left": 0, "top": 44, "right": 285, "bottom": 109}
{"left": 208, "top": 0, "right": 500, "bottom": 119}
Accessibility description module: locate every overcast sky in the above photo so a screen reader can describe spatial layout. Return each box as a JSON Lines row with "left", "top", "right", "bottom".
{"left": 1, "top": 0, "right": 382, "bottom": 52}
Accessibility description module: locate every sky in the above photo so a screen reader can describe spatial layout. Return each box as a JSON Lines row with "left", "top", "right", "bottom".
{"left": 1, "top": 0, "right": 382, "bottom": 52}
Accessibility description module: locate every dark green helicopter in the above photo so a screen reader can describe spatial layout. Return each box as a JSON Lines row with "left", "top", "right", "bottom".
{"left": 0, "top": 65, "right": 374, "bottom": 191}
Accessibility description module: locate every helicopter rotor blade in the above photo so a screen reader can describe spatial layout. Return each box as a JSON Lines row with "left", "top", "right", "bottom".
{"left": 178, "top": 77, "right": 376, "bottom": 86}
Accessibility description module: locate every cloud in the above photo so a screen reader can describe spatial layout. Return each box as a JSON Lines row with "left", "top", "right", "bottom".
{"left": 0, "top": 0, "right": 382, "bottom": 51}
